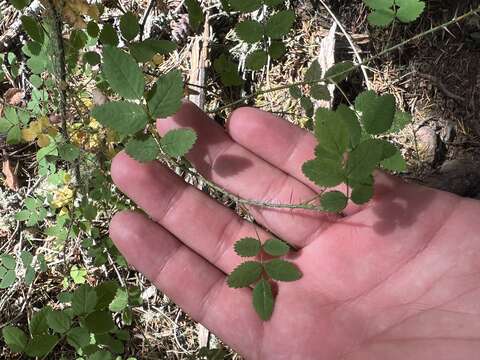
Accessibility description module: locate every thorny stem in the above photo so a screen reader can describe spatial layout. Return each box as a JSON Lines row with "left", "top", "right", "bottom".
{"left": 208, "top": 5, "right": 480, "bottom": 114}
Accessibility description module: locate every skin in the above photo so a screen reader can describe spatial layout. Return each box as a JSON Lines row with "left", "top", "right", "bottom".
{"left": 109, "top": 102, "right": 480, "bottom": 360}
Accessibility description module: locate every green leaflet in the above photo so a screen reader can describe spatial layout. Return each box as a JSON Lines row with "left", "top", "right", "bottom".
{"left": 21, "top": 16, "right": 44, "bottom": 43}
{"left": 368, "top": 8, "right": 395, "bottom": 27}
{"left": 102, "top": 46, "right": 144, "bottom": 100}
{"left": 346, "top": 138, "right": 390, "bottom": 180}
{"left": 2, "top": 326, "right": 28, "bottom": 353}
{"left": 25, "top": 334, "right": 59, "bottom": 357}
{"left": 120, "top": 12, "right": 140, "bottom": 41}
{"left": 396, "top": 0, "right": 426, "bottom": 23}
{"left": 72, "top": 284, "right": 98, "bottom": 316}
{"left": 95, "top": 281, "right": 119, "bottom": 310}
{"left": 109, "top": 288, "right": 129, "bottom": 312}
{"left": 185, "top": 0, "right": 205, "bottom": 32}
{"left": 265, "top": 10, "right": 295, "bottom": 39}
{"left": 85, "top": 311, "right": 115, "bottom": 334}
{"left": 234, "top": 238, "right": 262, "bottom": 257}
{"left": 66, "top": 327, "right": 90, "bottom": 351}
{"left": 355, "top": 90, "right": 396, "bottom": 135}
{"left": 229, "top": 0, "right": 262, "bottom": 12}
{"left": 325, "top": 61, "right": 355, "bottom": 83}
{"left": 227, "top": 261, "right": 263, "bottom": 288}
{"left": 305, "top": 60, "right": 322, "bottom": 83}
{"left": 320, "top": 191, "right": 348, "bottom": 212}
{"left": 147, "top": 70, "right": 184, "bottom": 118}
{"left": 160, "top": 128, "right": 197, "bottom": 158}
{"left": 315, "top": 108, "right": 350, "bottom": 156}
{"left": 351, "top": 183, "right": 374, "bottom": 205}
{"left": 125, "top": 136, "right": 159, "bottom": 163}
{"left": 253, "top": 278, "right": 274, "bottom": 321}
{"left": 381, "top": 147, "right": 407, "bottom": 172}
{"left": 99, "top": 23, "right": 119, "bottom": 46}
{"left": 310, "top": 85, "right": 330, "bottom": 101}
{"left": 92, "top": 101, "right": 149, "bottom": 136}
{"left": 246, "top": 50, "right": 268, "bottom": 70}
{"left": 262, "top": 238, "right": 290, "bottom": 257}
{"left": 264, "top": 259, "right": 302, "bottom": 282}
{"left": 213, "top": 54, "right": 244, "bottom": 87}
{"left": 302, "top": 158, "right": 345, "bottom": 187}
{"left": 46, "top": 310, "right": 71, "bottom": 334}
{"left": 129, "top": 39, "right": 177, "bottom": 62}
{"left": 268, "top": 41, "right": 286, "bottom": 59}
{"left": 235, "top": 20, "right": 264, "bottom": 44}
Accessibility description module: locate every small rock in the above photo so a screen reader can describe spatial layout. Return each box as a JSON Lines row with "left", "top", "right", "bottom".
{"left": 426, "top": 158, "right": 480, "bottom": 197}
{"left": 416, "top": 126, "right": 440, "bottom": 164}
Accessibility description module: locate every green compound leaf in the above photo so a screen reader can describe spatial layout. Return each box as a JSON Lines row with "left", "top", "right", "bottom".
{"left": 315, "top": 108, "right": 350, "bottom": 156}
{"left": 125, "top": 135, "right": 159, "bottom": 163}
{"left": 129, "top": 39, "right": 177, "bottom": 62}
{"left": 368, "top": 8, "right": 395, "bottom": 27}
{"left": 230, "top": 0, "right": 262, "bottom": 12}
{"left": 120, "top": 12, "right": 140, "bottom": 41}
{"left": 351, "top": 184, "right": 374, "bottom": 205}
{"left": 147, "top": 70, "right": 184, "bottom": 118}
{"left": 252, "top": 278, "right": 274, "bottom": 321}
{"left": 268, "top": 41, "right": 286, "bottom": 59}
{"left": 72, "top": 284, "right": 98, "bottom": 316}
{"left": 391, "top": 110, "right": 412, "bottom": 133}
{"left": 234, "top": 238, "right": 262, "bottom": 257}
{"left": 381, "top": 147, "right": 407, "bottom": 172}
{"left": 246, "top": 50, "right": 268, "bottom": 70}
{"left": 66, "top": 327, "right": 90, "bottom": 351}
{"left": 311, "top": 84, "right": 330, "bottom": 100}
{"left": 396, "top": 0, "right": 425, "bottom": 23}
{"left": 99, "top": 23, "right": 119, "bottom": 46}
{"left": 235, "top": 20, "right": 264, "bottom": 44}
{"left": 85, "top": 310, "right": 115, "bottom": 334}
{"left": 265, "top": 10, "right": 295, "bottom": 39}
{"left": 25, "top": 334, "right": 59, "bottom": 358}
{"left": 305, "top": 59, "right": 322, "bottom": 83}
{"left": 320, "top": 191, "right": 348, "bottom": 212}
{"left": 46, "top": 310, "right": 71, "bottom": 334}
{"left": 2, "top": 326, "right": 28, "bottom": 353}
{"left": 160, "top": 128, "right": 197, "bottom": 158}
{"left": 21, "top": 16, "right": 44, "bottom": 43}
{"left": 102, "top": 46, "right": 144, "bottom": 100}
{"left": 302, "top": 158, "right": 345, "bottom": 187}
{"left": 363, "top": 0, "right": 394, "bottom": 9}
{"left": 264, "top": 259, "right": 302, "bottom": 282}
{"left": 185, "top": 0, "right": 205, "bottom": 32}
{"left": 109, "top": 288, "right": 129, "bottom": 312}
{"left": 227, "top": 261, "right": 263, "bottom": 288}
{"left": 355, "top": 90, "right": 396, "bottom": 135}
{"left": 92, "top": 101, "right": 148, "bottom": 136}
{"left": 325, "top": 61, "right": 355, "bottom": 83}
{"left": 263, "top": 238, "right": 290, "bottom": 257}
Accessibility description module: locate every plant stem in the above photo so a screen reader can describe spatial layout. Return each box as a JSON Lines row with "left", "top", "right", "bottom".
{"left": 208, "top": 5, "right": 480, "bottom": 114}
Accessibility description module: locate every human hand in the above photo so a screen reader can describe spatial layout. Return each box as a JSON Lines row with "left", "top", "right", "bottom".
{"left": 109, "top": 103, "right": 480, "bottom": 360}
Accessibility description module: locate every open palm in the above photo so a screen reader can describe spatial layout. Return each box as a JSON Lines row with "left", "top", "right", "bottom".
{"left": 109, "top": 103, "right": 480, "bottom": 360}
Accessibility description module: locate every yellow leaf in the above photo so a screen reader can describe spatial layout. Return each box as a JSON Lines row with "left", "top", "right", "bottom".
{"left": 63, "top": 173, "right": 72, "bottom": 184}
{"left": 21, "top": 128, "right": 37, "bottom": 142}
{"left": 39, "top": 116, "right": 50, "bottom": 129}
{"left": 30, "top": 120, "right": 42, "bottom": 135}
{"left": 37, "top": 134, "right": 50, "bottom": 147}
{"left": 152, "top": 54, "right": 165, "bottom": 66}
